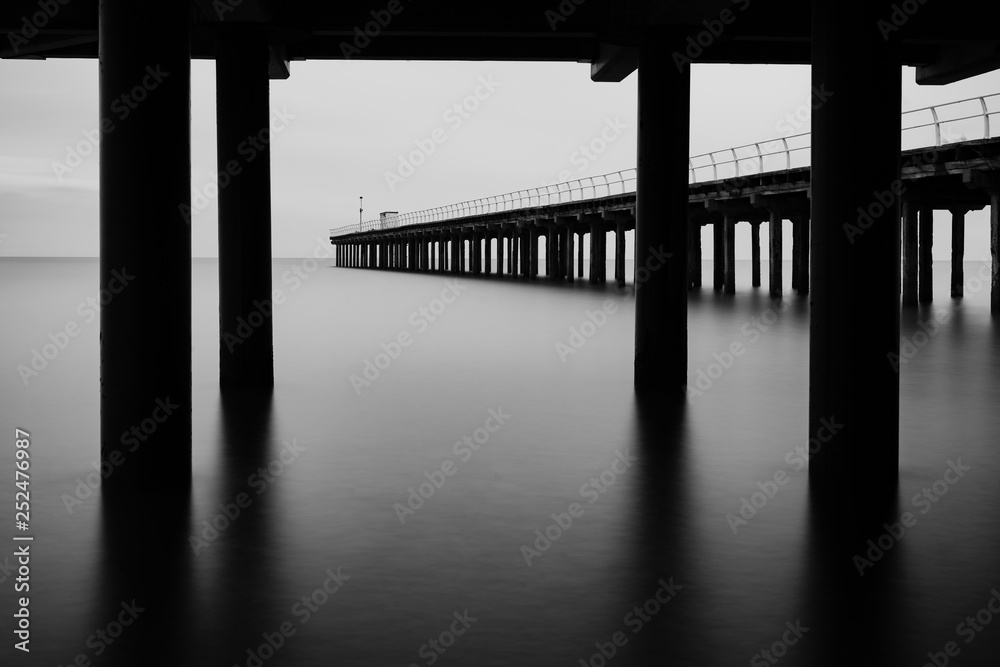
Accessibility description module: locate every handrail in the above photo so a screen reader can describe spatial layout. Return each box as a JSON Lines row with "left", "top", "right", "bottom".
{"left": 331, "top": 93, "right": 1000, "bottom": 238}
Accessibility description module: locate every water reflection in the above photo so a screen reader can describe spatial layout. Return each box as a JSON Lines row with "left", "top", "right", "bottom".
{"left": 624, "top": 394, "right": 697, "bottom": 665}
{"left": 97, "top": 487, "right": 193, "bottom": 665}
{"left": 195, "top": 387, "right": 284, "bottom": 665}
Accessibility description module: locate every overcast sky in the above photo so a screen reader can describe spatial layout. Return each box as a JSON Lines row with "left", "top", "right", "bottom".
{"left": 0, "top": 58, "right": 998, "bottom": 258}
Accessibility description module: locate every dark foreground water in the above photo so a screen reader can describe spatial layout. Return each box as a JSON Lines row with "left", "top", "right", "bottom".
{"left": 0, "top": 257, "right": 998, "bottom": 667}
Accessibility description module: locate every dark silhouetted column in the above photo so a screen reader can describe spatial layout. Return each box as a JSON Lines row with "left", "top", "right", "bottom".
{"left": 635, "top": 34, "right": 689, "bottom": 390}
{"left": 616, "top": 222, "right": 626, "bottom": 287}
{"left": 566, "top": 228, "right": 575, "bottom": 283}
{"left": 217, "top": 32, "right": 273, "bottom": 385}
{"left": 100, "top": 0, "right": 191, "bottom": 491}
{"left": 484, "top": 234, "right": 492, "bottom": 275}
{"left": 546, "top": 227, "right": 557, "bottom": 279}
{"left": 751, "top": 221, "right": 761, "bottom": 288}
{"left": 688, "top": 220, "right": 701, "bottom": 289}
{"left": 992, "top": 193, "right": 1000, "bottom": 313}
{"left": 795, "top": 214, "right": 810, "bottom": 294}
{"left": 769, "top": 212, "right": 782, "bottom": 297}
{"left": 992, "top": 193, "right": 1000, "bottom": 312}
{"left": 472, "top": 234, "right": 482, "bottom": 275}
{"left": 951, "top": 209, "right": 965, "bottom": 299}
{"left": 919, "top": 207, "right": 933, "bottom": 303}
{"left": 809, "top": 0, "right": 901, "bottom": 509}
{"left": 530, "top": 229, "right": 539, "bottom": 277}
{"left": 724, "top": 215, "right": 736, "bottom": 295}
{"left": 713, "top": 219, "right": 724, "bottom": 291}
{"left": 588, "top": 227, "right": 598, "bottom": 284}
{"left": 902, "top": 201, "right": 917, "bottom": 305}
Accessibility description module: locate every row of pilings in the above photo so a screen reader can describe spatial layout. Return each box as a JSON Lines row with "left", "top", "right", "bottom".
{"left": 330, "top": 215, "right": 814, "bottom": 296}
{"left": 333, "top": 200, "right": 990, "bottom": 302}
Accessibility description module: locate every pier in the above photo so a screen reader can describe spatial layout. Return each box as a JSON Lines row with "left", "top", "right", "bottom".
{"left": 329, "top": 97, "right": 1000, "bottom": 311}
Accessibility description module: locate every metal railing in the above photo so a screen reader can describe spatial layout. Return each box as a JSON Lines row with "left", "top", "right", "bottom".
{"left": 330, "top": 93, "right": 999, "bottom": 238}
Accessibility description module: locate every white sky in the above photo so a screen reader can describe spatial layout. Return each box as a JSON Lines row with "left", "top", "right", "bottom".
{"left": 0, "top": 59, "right": 998, "bottom": 259}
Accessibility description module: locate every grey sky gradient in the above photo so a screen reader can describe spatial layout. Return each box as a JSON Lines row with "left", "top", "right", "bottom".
{"left": 1, "top": 59, "right": 998, "bottom": 258}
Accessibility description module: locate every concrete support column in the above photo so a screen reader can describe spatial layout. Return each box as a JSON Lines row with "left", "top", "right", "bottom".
{"left": 497, "top": 234, "right": 505, "bottom": 276}
{"left": 809, "top": 0, "right": 901, "bottom": 509}
{"left": 688, "top": 220, "right": 702, "bottom": 289}
{"left": 556, "top": 229, "right": 566, "bottom": 279}
{"left": 472, "top": 235, "right": 482, "bottom": 275}
{"left": 635, "top": 35, "right": 689, "bottom": 390}
{"left": 615, "top": 223, "right": 626, "bottom": 288}
{"left": 919, "top": 207, "right": 933, "bottom": 303}
{"left": 588, "top": 225, "right": 600, "bottom": 283}
{"left": 554, "top": 228, "right": 564, "bottom": 280}
{"left": 794, "top": 215, "right": 810, "bottom": 294}
{"left": 598, "top": 230, "right": 607, "bottom": 282}
{"left": 217, "top": 30, "right": 274, "bottom": 375}
{"left": 545, "top": 228, "right": 555, "bottom": 279}
{"left": 724, "top": 215, "right": 736, "bottom": 295}
{"left": 484, "top": 234, "right": 492, "bottom": 275}
{"left": 515, "top": 233, "right": 521, "bottom": 275}
{"left": 530, "top": 230, "right": 539, "bottom": 278}
{"left": 791, "top": 220, "right": 800, "bottom": 292}
{"left": 577, "top": 232, "right": 585, "bottom": 278}
{"left": 751, "top": 221, "right": 761, "bottom": 288}
{"left": 566, "top": 228, "right": 575, "bottom": 283}
{"left": 100, "top": 0, "right": 192, "bottom": 490}
{"left": 588, "top": 227, "right": 598, "bottom": 284}
{"left": 713, "top": 219, "right": 724, "bottom": 291}
{"left": 992, "top": 193, "right": 1000, "bottom": 313}
{"left": 769, "top": 212, "right": 782, "bottom": 297}
{"left": 901, "top": 203, "right": 917, "bottom": 303}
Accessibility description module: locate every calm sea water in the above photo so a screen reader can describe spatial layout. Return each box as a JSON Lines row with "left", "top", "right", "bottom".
{"left": 0, "top": 257, "right": 998, "bottom": 667}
